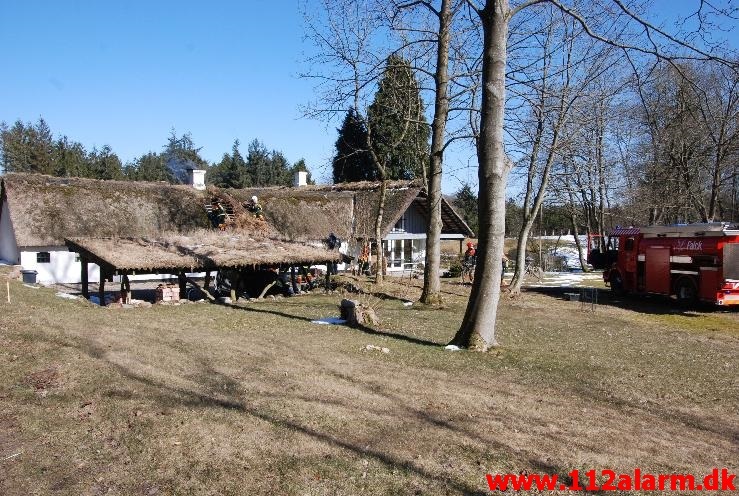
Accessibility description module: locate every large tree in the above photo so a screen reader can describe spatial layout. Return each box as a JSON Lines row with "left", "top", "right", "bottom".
{"left": 209, "top": 139, "right": 249, "bottom": 188}
{"left": 332, "top": 109, "right": 376, "bottom": 183}
{"left": 88, "top": 145, "right": 123, "bottom": 180}
{"left": 367, "top": 54, "right": 431, "bottom": 181}
{"left": 454, "top": 183, "right": 479, "bottom": 235}
{"left": 449, "top": 0, "right": 737, "bottom": 351}
{"left": 163, "top": 130, "right": 208, "bottom": 184}
{"left": 129, "top": 152, "right": 173, "bottom": 182}
{"left": 0, "top": 118, "right": 54, "bottom": 174}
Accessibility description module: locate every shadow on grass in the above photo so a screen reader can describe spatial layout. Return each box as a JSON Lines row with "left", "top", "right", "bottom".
{"left": 524, "top": 286, "right": 732, "bottom": 317}
{"left": 218, "top": 298, "right": 443, "bottom": 348}
{"left": 349, "top": 322, "right": 442, "bottom": 347}
{"left": 62, "top": 337, "right": 489, "bottom": 495}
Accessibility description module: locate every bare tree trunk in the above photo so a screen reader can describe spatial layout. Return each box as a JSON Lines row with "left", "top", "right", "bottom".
{"left": 420, "top": 0, "right": 451, "bottom": 305}
{"left": 449, "top": 0, "right": 510, "bottom": 351}
{"left": 569, "top": 208, "right": 588, "bottom": 271}
{"left": 374, "top": 179, "right": 388, "bottom": 285}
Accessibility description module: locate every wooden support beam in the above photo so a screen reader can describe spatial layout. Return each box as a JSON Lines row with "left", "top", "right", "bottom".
{"left": 204, "top": 271, "right": 211, "bottom": 293}
{"left": 178, "top": 272, "right": 187, "bottom": 300}
{"left": 81, "top": 256, "right": 89, "bottom": 300}
{"left": 185, "top": 277, "right": 216, "bottom": 302}
{"left": 230, "top": 271, "right": 240, "bottom": 302}
{"left": 98, "top": 273, "right": 106, "bottom": 306}
{"left": 258, "top": 280, "right": 276, "bottom": 299}
{"left": 325, "top": 264, "right": 331, "bottom": 294}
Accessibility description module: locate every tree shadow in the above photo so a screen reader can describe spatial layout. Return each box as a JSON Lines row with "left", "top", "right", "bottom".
{"left": 57, "top": 336, "right": 489, "bottom": 495}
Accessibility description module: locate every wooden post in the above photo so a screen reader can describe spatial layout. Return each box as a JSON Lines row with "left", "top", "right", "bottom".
{"left": 204, "top": 271, "right": 211, "bottom": 292}
{"left": 81, "top": 256, "right": 89, "bottom": 300}
{"left": 325, "top": 263, "right": 331, "bottom": 294}
{"left": 230, "top": 271, "right": 240, "bottom": 302}
{"left": 98, "top": 272, "right": 106, "bottom": 306}
{"left": 178, "top": 271, "right": 187, "bottom": 300}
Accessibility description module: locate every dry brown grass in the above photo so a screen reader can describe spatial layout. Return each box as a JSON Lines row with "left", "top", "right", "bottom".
{"left": 0, "top": 269, "right": 737, "bottom": 495}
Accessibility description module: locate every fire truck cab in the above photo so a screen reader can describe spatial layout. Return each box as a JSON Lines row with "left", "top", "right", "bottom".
{"left": 604, "top": 223, "right": 739, "bottom": 305}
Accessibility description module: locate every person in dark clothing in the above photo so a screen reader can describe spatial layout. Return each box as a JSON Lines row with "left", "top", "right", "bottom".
{"left": 211, "top": 200, "right": 227, "bottom": 229}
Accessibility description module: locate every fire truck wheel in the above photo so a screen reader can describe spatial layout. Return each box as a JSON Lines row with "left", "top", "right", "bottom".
{"left": 674, "top": 276, "right": 698, "bottom": 304}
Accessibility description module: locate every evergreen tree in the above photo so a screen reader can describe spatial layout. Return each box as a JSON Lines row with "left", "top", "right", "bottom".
{"left": 131, "top": 152, "right": 172, "bottom": 182}
{"left": 268, "top": 150, "right": 292, "bottom": 186}
{"left": 332, "top": 109, "right": 376, "bottom": 183}
{"left": 209, "top": 139, "right": 249, "bottom": 188}
{"left": 163, "top": 130, "right": 207, "bottom": 183}
{"left": 454, "top": 183, "right": 479, "bottom": 236}
{"left": 53, "top": 136, "right": 89, "bottom": 177}
{"left": 88, "top": 145, "right": 123, "bottom": 180}
{"left": 246, "top": 139, "right": 273, "bottom": 186}
{"left": 367, "top": 55, "right": 430, "bottom": 181}
{"left": 0, "top": 118, "right": 54, "bottom": 174}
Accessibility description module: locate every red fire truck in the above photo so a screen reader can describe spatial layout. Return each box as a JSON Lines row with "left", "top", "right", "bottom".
{"left": 603, "top": 223, "right": 739, "bottom": 305}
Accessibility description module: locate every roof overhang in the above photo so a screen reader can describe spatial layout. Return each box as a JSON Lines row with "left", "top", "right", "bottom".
{"left": 65, "top": 233, "right": 341, "bottom": 275}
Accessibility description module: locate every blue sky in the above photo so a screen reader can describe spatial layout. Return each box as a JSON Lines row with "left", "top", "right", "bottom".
{"left": 0, "top": 1, "right": 736, "bottom": 193}
{"left": 0, "top": 1, "right": 339, "bottom": 179}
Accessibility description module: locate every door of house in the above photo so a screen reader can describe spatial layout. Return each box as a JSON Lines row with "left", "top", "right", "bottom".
{"left": 384, "top": 240, "right": 404, "bottom": 269}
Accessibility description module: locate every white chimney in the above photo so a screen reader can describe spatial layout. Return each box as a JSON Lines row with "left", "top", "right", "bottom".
{"left": 293, "top": 170, "right": 308, "bottom": 187}
{"left": 188, "top": 169, "right": 206, "bottom": 190}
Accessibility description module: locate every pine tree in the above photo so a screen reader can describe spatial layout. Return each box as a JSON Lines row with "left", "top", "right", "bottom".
{"left": 332, "top": 109, "right": 376, "bottom": 183}
{"left": 131, "top": 152, "right": 173, "bottom": 182}
{"left": 88, "top": 145, "right": 123, "bottom": 180}
{"left": 0, "top": 118, "right": 54, "bottom": 174}
{"left": 246, "top": 139, "right": 273, "bottom": 186}
{"left": 53, "top": 136, "right": 89, "bottom": 177}
{"left": 163, "top": 130, "right": 207, "bottom": 183}
{"left": 454, "top": 183, "right": 479, "bottom": 235}
{"left": 367, "top": 55, "right": 430, "bottom": 181}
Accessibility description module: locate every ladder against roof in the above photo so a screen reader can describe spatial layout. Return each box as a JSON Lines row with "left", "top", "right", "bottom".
{"left": 205, "top": 197, "right": 236, "bottom": 225}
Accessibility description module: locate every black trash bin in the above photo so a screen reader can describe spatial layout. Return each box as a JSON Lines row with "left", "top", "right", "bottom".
{"left": 21, "top": 270, "right": 38, "bottom": 284}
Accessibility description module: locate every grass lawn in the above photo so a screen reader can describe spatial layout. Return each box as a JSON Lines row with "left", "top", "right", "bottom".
{"left": 1, "top": 271, "right": 737, "bottom": 495}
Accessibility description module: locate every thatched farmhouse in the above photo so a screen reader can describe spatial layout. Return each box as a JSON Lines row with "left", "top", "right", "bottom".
{"left": 0, "top": 172, "right": 472, "bottom": 285}
{"left": 229, "top": 180, "right": 473, "bottom": 272}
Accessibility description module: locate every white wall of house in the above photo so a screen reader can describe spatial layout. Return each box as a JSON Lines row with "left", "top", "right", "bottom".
{"left": 20, "top": 247, "right": 101, "bottom": 285}
{"left": 0, "top": 199, "right": 20, "bottom": 264}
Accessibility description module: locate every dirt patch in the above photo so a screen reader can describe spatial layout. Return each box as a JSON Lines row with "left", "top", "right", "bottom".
{"left": 25, "top": 366, "right": 60, "bottom": 392}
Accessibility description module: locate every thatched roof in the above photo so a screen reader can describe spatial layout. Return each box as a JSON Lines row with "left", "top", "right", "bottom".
{"left": 230, "top": 179, "right": 474, "bottom": 240}
{"left": 1, "top": 173, "right": 210, "bottom": 247}
{"left": 226, "top": 187, "right": 355, "bottom": 241}
{"left": 66, "top": 231, "right": 340, "bottom": 273}
{"left": 2, "top": 175, "right": 474, "bottom": 271}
